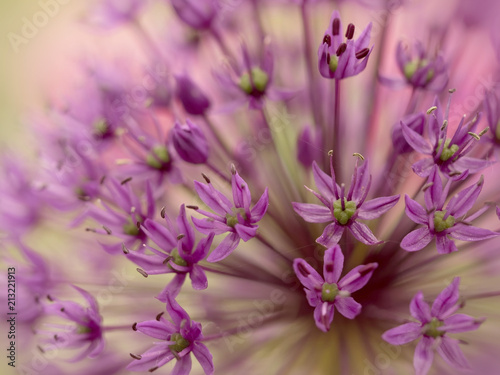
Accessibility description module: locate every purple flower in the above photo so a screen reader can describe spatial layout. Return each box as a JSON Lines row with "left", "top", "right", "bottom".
{"left": 317, "top": 11, "right": 373, "bottom": 80}
{"left": 483, "top": 90, "right": 500, "bottom": 149}
{"left": 392, "top": 113, "right": 426, "bottom": 154}
{"left": 80, "top": 179, "right": 155, "bottom": 254}
{"left": 191, "top": 168, "right": 269, "bottom": 262}
{"left": 41, "top": 286, "right": 104, "bottom": 362}
{"left": 400, "top": 97, "right": 492, "bottom": 177}
{"left": 175, "top": 75, "right": 211, "bottom": 116}
{"left": 401, "top": 166, "right": 498, "bottom": 253}
{"left": 293, "top": 245, "right": 377, "bottom": 332}
{"left": 126, "top": 205, "right": 215, "bottom": 299}
{"left": 297, "top": 125, "right": 322, "bottom": 167}
{"left": 171, "top": 0, "right": 218, "bottom": 30}
{"left": 87, "top": 0, "right": 147, "bottom": 29}
{"left": 293, "top": 155, "right": 399, "bottom": 247}
{"left": 172, "top": 119, "right": 209, "bottom": 164}
{"left": 127, "top": 294, "right": 214, "bottom": 374}
{"left": 382, "top": 278, "right": 484, "bottom": 375}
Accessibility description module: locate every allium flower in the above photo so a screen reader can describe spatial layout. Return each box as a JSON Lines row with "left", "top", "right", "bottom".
{"left": 383, "top": 278, "right": 485, "bottom": 375}
{"left": 293, "top": 245, "right": 377, "bottom": 332}
{"left": 40, "top": 286, "right": 104, "bottom": 361}
{"left": 317, "top": 10, "right": 373, "bottom": 80}
{"left": 171, "top": 119, "right": 209, "bottom": 164}
{"left": 484, "top": 90, "right": 500, "bottom": 151}
{"left": 128, "top": 294, "right": 213, "bottom": 374}
{"left": 401, "top": 97, "right": 492, "bottom": 177}
{"left": 191, "top": 168, "right": 269, "bottom": 262}
{"left": 126, "top": 204, "right": 215, "bottom": 299}
{"left": 293, "top": 155, "right": 399, "bottom": 247}
{"left": 401, "top": 166, "right": 498, "bottom": 253}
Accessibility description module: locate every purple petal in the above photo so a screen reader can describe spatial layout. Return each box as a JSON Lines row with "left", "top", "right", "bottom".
{"left": 231, "top": 171, "right": 252, "bottom": 210}
{"left": 351, "top": 159, "right": 371, "bottom": 204}
{"left": 312, "top": 161, "right": 335, "bottom": 201}
{"left": 435, "top": 234, "right": 458, "bottom": 254}
{"left": 334, "top": 297, "right": 361, "bottom": 319}
{"left": 250, "top": 188, "right": 269, "bottom": 222}
{"left": 234, "top": 224, "right": 258, "bottom": 242}
{"left": 423, "top": 166, "right": 442, "bottom": 210}
{"left": 292, "top": 202, "right": 332, "bottom": 223}
{"left": 449, "top": 223, "right": 499, "bottom": 242}
{"left": 194, "top": 181, "right": 232, "bottom": 216}
{"left": 157, "top": 274, "right": 187, "bottom": 300}
{"left": 357, "top": 195, "right": 399, "bottom": 220}
{"left": 127, "top": 343, "right": 174, "bottom": 372}
{"left": 192, "top": 217, "right": 230, "bottom": 235}
{"left": 354, "top": 22, "right": 372, "bottom": 50}
{"left": 347, "top": 221, "right": 381, "bottom": 245}
{"left": 72, "top": 285, "right": 99, "bottom": 314}
{"left": 191, "top": 232, "right": 215, "bottom": 262}
{"left": 338, "top": 263, "right": 377, "bottom": 293}
{"left": 142, "top": 219, "right": 177, "bottom": 251}
{"left": 166, "top": 294, "right": 190, "bottom": 327}
{"left": 414, "top": 336, "right": 434, "bottom": 375}
{"left": 313, "top": 302, "right": 335, "bottom": 332}
{"left": 382, "top": 322, "right": 422, "bottom": 345}
{"left": 323, "top": 245, "right": 344, "bottom": 284}
{"left": 436, "top": 336, "right": 470, "bottom": 370}
{"left": 401, "top": 227, "right": 433, "bottom": 252}
{"left": 189, "top": 265, "right": 208, "bottom": 290}
{"left": 206, "top": 232, "right": 240, "bottom": 262}
{"left": 136, "top": 320, "right": 172, "bottom": 340}
{"left": 446, "top": 178, "right": 483, "bottom": 217}
{"left": 453, "top": 156, "right": 493, "bottom": 174}
{"left": 126, "top": 252, "right": 169, "bottom": 275}
{"left": 172, "top": 354, "right": 192, "bottom": 375}
{"left": 410, "top": 292, "right": 432, "bottom": 323}
{"left": 192, "top": 342, "right": 214, "bottom": 375}
{"left": 400, "top": 120, "right": 433, "bottom": 154}
{"left": 177, "top": 205, "right": 195, "bottom": 252}
{"left": 412, "top": 158, "right": 435, "bottom": 178}
{"left": 293, "top": 258, "right": 324, "bottom": 290}
{"left": 431, "top": 277, "right": 460, "bottom": 319}
{"left": 441, "top": 313, "right": 484, "bottom": 334}
{"left": 404, "top": 195, "right": 428, "bottom": 225}
{"left": 317, "top": 222, "right": 345, "bottom": 247}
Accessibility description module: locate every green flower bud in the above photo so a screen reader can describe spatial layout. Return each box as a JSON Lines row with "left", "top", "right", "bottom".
{"left": 333, "top": 198, "right": 357, "bottom": 225}
{"left": 239, "top": 67, "right": 269, "bottom": 95}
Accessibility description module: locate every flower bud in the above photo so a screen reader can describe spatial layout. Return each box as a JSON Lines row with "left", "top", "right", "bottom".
{"left": 297, "top": 125, "right": 322, "bottom": 167}
{"left": 172, "top": 119, "right": 209, "bottom": 164}
{"left": 175, "top": 75, "right": 211, "bottom": 116}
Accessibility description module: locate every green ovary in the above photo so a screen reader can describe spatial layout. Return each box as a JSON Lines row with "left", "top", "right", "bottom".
{"left": 437, "top": 139, "right": 459, "bottom": 162}
{"left": 328, "top": 55, "right": 338, "bottom": 73}
{"left": 169, "top": 249, "right": 188, "bottom": 268}
{"left": 239, "top": 67, "right": 269, "bottom": 94}
{"left": 433, "top": 210, "right": 455, "bottom": 232}
{"left": 76, "top": 325, "right": 92, "bottom": 334}
{"left": 146, "top": 145, "right": 170, "bottom": 169}
{"left": 169, "top": 333, "right": 190, "bottom": 353}
{"left": 333, "top": 199, "right": 357, "bottom": 225}
{"left": 424, "top": 317, "right": 445, "bottom": 338}
{"left": 123, "top": 219, "right": 141, "bottom": 236}
{"left": 321, "top": 283, "right": 339, "bottom": 302}
{"left": 403, "top": 59, "right": 434, "bottom": 83}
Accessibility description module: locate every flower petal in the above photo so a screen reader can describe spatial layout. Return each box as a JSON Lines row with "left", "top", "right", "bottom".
{"left": 441, "top": 313, "right": 484, "bottom": 334}
{"left": 334, "top": 297, "right": 361, "bottom": 319}
{"left": 400, "top": 120, "right": 433, "bottom": 154}
{"left": 414, "top": 336, "right": 434, "bottom": 375}
{"left": 431, "top": 277, "right": 460, "bottom": 319}
{"left": 313, "top": 302, "right": 335, "bottom": 332}
{"left": 338, "top": 263, "right": 377, "bottom": 293}
{"left": 234, "top": 223, "right": 258, "bottom": 242}
{"left": 194, "top": 181, "right": 232, "bottom": 215}
{"left": 192, "top": 217, "right": 230, "bottom": 235}
{"left": 190, "top": 265, "right": 208, "bottom": 290}
{"left": 126, "top": 343, "right": 174, "bottom": 372}
{"left": 232, "top": 171, "right": 252, "bottom": 210}
{"left": 347, "top": 221, "right": 381, "bottom": 245}
{"left": 207, "top": 232, "right": 240, "bottom": 262}
{"left": 293, "top": 258, "right": 324, "bottom": 290}
{"left": 166, "top": 293, "right": 190, "bottom": 327}
{"left": 412, "top": 158, "right": 435, "bottom": 178}
{"left": 312, "top": 161, "right": 335, "bottom": 201}
{"left": 382, "top": 322, "right": 422, "bottom": 345}
{"left": 357, "top": 195, "right": 399, "bottom": 220}
{"left": 401, "top": 227, "right": 433, "bottom": 252}
{"left": 449, "top": 223, "right": 499, "bottom": 242}
{"left": 435, "top": 234, "right": 458, "bottom": 254}
{"left": 404, "top": 195, "right": 428, "bottom": 225}
{"left": 172, "top": 354, "right": 192, "bottom": 375}
{"left": 292, "top": 202, "right": 332, "bottom": 223}
{"left": 317, "top": 222, "right": 345, "bottom": 247}
{"left": 192, "top": 342, "right": 214, "bottom": 375}
{"left": 136, "top": 320, "right": 172, "bottom": 340}
{"left": 323, "top": 245, "right": 344, "bottom": 284}
{"left": 436, "top": 336, "right": 470, "bottom": 370}
{"left": 452, "top": 156, "right": 493, "bottom": 174}
{"left": 410, "top": 291, "right": 432, "bottom": 323}
{"left": 250, "top": 188, "right": 269, "bottom": 222}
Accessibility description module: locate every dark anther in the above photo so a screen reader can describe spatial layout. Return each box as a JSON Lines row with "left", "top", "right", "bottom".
{"left": 345, "top": 23, "right": 355, "bottom": 39}
{"left": 326, "top": 53, "right": 331, "bottom": 65}
{"left": 122, "top": 244, "right": 129, "bottom": 254}
{"left": 163, "top": 256, "right": 173, "bottom": 264}
{"left": 336, "top": 43, "right": 347, "bottom": 56}
{"left": 149, "top": 367, "right": 159, "bottom": 373}
{"left": 60, "top": 307, "right": 65, "bottom": 312}
{"left": 156, "top": 312, "right": 164, "bottom": 321}
{"left": 100, "top": 175, "right": 106, "bottom": 185}
{"left": 297, "top": 262, "right": 310, "bottom": 276}
{"left": 103, "top": 226, "right": 112, "bottom": 235}
{"left": 355, "top": 48, "right": 369, "bottom": 59}
{"left": 177, "top": 234, "right": 185, "bottom": 240}
{"left": 130, "top": 353, "right": 142, "bottom": 360}
{"left": 38, "top": 346, "right": 45, "bottom": 353}
{"left": 85, "top": 228, "right": 97, "bottom": 233}
{"left": 121, "top": 177, "right": 133, "bottom": 185}
{"left": 186, "top": 205, "right": 199, "bottom": 210}
{"left": 47, "top": 295, "right": 53, "bottom": 302}
{"left": 332, "top": 18, "right": 340, "bottom": 35}
{"left": 201, "top": 173, "right": 211, "bottom": 183}
{"left": 160, "top": 207, "right": 166, "bottom": 218}
{"left": 136, "top": 221, "right": 141, "bottom": 229}
{"left": 132, "top": 322, "right": 138, "bottom": 331}
{"left": 137, "top": 268, "right": 149, "bottom": 278}
{"left": 231, "top": 164, "right": 237, "bottom": 175}
{"left": 323, "top": 35, "right": 331, "bottom": 47}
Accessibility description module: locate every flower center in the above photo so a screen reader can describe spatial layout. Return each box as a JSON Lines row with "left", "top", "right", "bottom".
{"left": 333, "top": 198, "right": 357, "bottom": 225}
{"left": 146, "top": 145, "right": 171, "bottom": 169}
{"left": 433, "top": 210, "right": 455, "bottom": 232}
{"left": 321, "top": 282, "right": 339, "bottom": 302}
{"left": 169, "top": 333, "right": 190, "bottom": 353}
{"left": 123, "top": 218, "right": 141, "bottom": 236}
{"left": 168, "top": 249, "right": 188, "bottom": 268}
{"left": 239, "top": 67, "right": 269, "bottom": 95}
{"left": 437, "top": 139, "right": 459, "bottom": 162}
{"left": 423, "top": 317, "right": 445, "bottom": 338}
{"left": 328, "top": 55, "right": 338, "bottom": 73}
{"left": 403, "top": 59, "right": 434, "bottom": 83}
{"left": 225, "top": 208, "right": 247, "bottom": 227}
{"left": 76, "top": 325, "right": 92, "bottom": 334}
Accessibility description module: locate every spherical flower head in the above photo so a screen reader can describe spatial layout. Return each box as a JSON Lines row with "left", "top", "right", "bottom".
{"left": 191, "top": 168, "right": 269, "bottom": 262}
{"left": 317, "top": 11, "right": 373, "bottom": 80}
{"left": 172, "top": 119, "right": 209, "bottom": 164}
{"left": 401, "top": 167, "right": 498, "bottom": 253}
{"left": 128, "top": 294, "right": 214, "bottom": 374}
{"left": 41, "top": 286, "right": 104, "bottom": 362}
{"left": 382, "top": 278, "right": 485, "bottom": 375}
{"left": 293, "top": 245, "right": 378, "bottom": 332}
{"left": 293, "top": 154, "right": 399, "bottom": 247}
